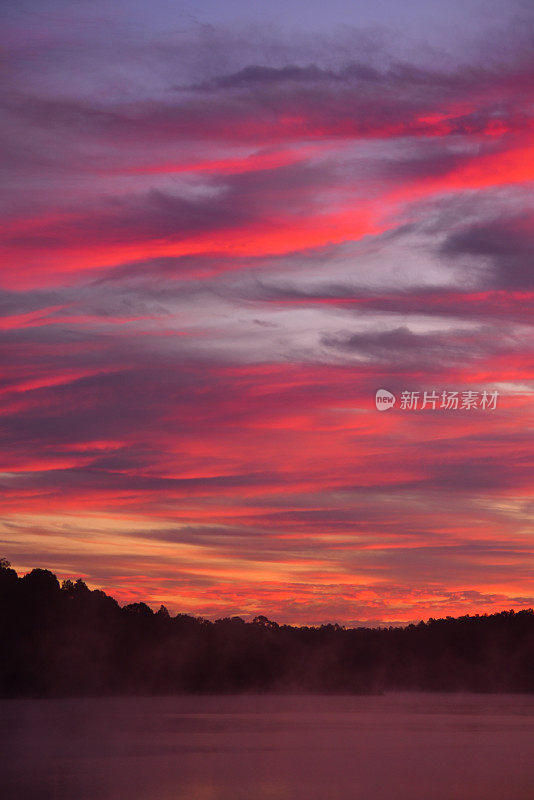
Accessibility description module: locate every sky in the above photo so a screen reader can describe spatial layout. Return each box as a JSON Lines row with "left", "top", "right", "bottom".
{"left": 1, "top": 0, "right": 533, "bottom": 626}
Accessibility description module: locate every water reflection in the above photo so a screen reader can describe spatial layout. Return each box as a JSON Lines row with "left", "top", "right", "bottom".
{"left": 2, "top": 694, "right": 534, "bottom": 800}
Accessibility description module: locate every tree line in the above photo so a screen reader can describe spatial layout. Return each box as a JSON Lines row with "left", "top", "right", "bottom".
{"left": 1, "top": 559, "right": 533, "bottom": 696}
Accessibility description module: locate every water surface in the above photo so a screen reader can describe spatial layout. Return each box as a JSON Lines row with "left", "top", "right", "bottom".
{"left": 2, "top": 693, "right": 534, "bottom": 799}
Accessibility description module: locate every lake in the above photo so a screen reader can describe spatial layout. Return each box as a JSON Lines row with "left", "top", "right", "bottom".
{"left": 1, "top": 693, "right": 534, "bottom": 799}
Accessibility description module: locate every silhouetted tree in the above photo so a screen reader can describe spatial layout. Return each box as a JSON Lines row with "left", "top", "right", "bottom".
{"left": 1, "top": 559, "right": 533, "bottom": 697}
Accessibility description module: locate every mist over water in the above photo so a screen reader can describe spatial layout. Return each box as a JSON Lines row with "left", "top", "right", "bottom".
{"left": 2, "top": 694, "right": 534, "bottom": 800}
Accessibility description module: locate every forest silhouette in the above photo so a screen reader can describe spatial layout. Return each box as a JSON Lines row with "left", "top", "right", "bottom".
{"left": 1, "top": 559, "right": 533, "bottom": 697}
